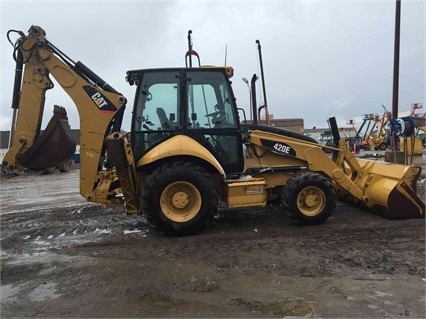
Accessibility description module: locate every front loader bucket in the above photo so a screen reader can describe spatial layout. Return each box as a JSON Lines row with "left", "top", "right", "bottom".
{"left": 17, "top": 105, "right": 76, "bottom": 170}
{"left": 356, "top": 159, "right": 425, "bottom": 219}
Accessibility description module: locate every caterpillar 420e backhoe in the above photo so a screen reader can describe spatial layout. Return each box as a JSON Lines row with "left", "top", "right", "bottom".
{"left": 3, "top": 26, "right": 424, "bottom": 235}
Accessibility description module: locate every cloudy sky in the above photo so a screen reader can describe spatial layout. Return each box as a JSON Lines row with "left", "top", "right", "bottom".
{"left": 1, "top": 0, "right": 424, "bottom": 132}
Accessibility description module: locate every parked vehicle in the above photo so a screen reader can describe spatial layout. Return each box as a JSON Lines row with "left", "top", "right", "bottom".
{"left": 3, "top": 26, "right": 424, "bottom": 235}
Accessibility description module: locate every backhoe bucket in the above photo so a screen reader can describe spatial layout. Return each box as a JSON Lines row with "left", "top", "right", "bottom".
{"left": 355, "top": 159, "right": 425, "bottom": 219}
{"left": 17, "top": 105, "right": 76, "bottom": 170}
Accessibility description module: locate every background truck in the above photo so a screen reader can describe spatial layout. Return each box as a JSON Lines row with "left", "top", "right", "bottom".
{"left": 3, "top": 26, "right": 424, "bottom": 235}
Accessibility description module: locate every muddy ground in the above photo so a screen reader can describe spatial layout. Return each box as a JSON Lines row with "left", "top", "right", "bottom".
{"left": 1, "top": 161, "right": 425, "bottom": 318}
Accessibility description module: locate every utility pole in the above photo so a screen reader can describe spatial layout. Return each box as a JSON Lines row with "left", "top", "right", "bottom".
{"left": 392, "top": 0, "right": 401, "bottom": 124}
{"left": 388, "top": 0, "right": 403, "bottom": 163}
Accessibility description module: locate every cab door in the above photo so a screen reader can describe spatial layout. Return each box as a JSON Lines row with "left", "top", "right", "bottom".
{"left": 131, "top": 70, "right": 181, "bottom": 161}
{"left": 183, "top": 70, "right": 244, "bottom": 175}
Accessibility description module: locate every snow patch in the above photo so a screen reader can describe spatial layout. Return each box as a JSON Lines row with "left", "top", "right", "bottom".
{"left": 94, "top": 228, "right": 111, "bottom": 234}
{"left": 71, "top": 207, "right": 84, "bottom": 214}
{"left": 123, "top": 229, "right": 149, "bottom": 237}
{"left": 124, "top": 229, "right": 142, "bottom": 234}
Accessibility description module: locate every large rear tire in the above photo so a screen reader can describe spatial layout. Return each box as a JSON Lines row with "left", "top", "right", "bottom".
{"left": 282, "top": 172, "right": 336, "bottom": 225}
{"left": 142, "top": 161, "right": 218, "bottom": 235}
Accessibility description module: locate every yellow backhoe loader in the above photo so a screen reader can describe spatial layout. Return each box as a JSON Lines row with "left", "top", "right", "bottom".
{"left": 3, "top": 26, "right": 424, "bottom": 235}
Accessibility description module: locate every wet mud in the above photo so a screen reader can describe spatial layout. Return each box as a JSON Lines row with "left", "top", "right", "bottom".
{"left": 1, "top": 168, "right": 425, "bottom": 318}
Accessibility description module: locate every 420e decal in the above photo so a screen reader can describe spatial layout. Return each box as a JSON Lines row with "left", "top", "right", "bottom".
{"left": 260, "top": 139, "right": 296, "bottom": 157}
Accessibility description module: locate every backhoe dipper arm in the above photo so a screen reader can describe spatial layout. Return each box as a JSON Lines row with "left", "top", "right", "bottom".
{"left": 3, "top": 26, "right": 127, "bottom": 202}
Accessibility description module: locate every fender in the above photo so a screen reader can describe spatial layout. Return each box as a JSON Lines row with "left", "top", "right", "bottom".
{"left": 137, "top": 135, "right": 226, "bottom": 176}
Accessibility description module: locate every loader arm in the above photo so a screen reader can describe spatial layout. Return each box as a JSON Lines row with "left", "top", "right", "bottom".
{"left": 244, "top": 123, "right": 424, "bottom": 219}
{"left": 246, "top": 127, "right": 363, "bottom": 199}
{"left": 3, "top": 26, "right": 127, "bottom": 203}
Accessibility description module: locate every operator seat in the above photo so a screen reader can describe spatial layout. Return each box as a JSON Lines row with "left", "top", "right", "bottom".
{"left": 156, "top": 107, "right": 173, "bottom": 129}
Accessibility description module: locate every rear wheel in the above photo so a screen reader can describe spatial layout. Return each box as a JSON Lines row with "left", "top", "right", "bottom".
{"left": 282, "top": 172, "right": 336, "bottom": 225}
{"left": 142, "top": 161, "right": 218, "bottom": 235}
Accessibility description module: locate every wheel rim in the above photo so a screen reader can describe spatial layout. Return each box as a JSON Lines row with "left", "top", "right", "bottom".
{"left": 296, "top": 186, "right": 326, "bottom": 217}
{"left": 160, "top": 181, "right": 202, "bottom": 222}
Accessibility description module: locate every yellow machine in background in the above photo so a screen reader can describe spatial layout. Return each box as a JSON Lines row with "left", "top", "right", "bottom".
{"left": 3, "top": 26, "right": 424, "bottom": 235}
{"left": 365, "top": 113, "right": 391, "bottom": 151}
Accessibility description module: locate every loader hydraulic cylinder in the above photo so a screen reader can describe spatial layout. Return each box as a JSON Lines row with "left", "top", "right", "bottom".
{"left": 11, "top": 49, "right": 23, "bottom": 110}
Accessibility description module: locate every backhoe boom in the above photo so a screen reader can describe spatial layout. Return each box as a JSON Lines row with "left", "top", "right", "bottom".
{"left": 3, "top": 26, "right": 127, "bottom": 204}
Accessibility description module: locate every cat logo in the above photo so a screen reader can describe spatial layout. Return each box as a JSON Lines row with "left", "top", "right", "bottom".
{"left": 83, "top": 85, "right": 117, "bottom": 112}
{"left": 91, "top": 92, "right": 108, "bottom": 108}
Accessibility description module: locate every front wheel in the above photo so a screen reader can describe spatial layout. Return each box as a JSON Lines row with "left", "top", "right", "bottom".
{"left": 282, "top": 172, "right": 336, "bottom": 225}
{"left": 58, "top": 159, "right": 72, "bottom": 173}
{"left": 378, "top": 142, "right": 387, "bottom": 151}
{"left": 142, "top": 161, "right": 218, "bottom": 235}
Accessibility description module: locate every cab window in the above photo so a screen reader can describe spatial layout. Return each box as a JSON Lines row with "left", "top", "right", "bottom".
{"left": 186, "top": 71, "right": 237, "bottom": 129}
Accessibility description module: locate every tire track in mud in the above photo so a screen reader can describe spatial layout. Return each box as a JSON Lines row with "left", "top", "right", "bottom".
{"left": 1, "top": 205, "right": 150, "bottom": 255}
{"left": 2, "top": 202, "right": 424, "bottom": 281}
{"left": 0, "top": 204, "right": 151, "bottom": 310}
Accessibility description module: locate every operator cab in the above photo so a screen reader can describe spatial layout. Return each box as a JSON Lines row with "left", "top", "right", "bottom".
{"left": 127, "top": 67, "right": 244, "bottom": 175}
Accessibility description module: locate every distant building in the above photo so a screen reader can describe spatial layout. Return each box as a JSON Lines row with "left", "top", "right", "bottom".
{"left": 304, "top": 127, "right": 357, "bottom": 143}
{"left": 269, "top": 118, "right": 304, "bottom": 133}
{"left": 0, "top": 131, "right": 10, "bottom": 162}
{"left": 247, "top": 116, "right": 305, "bottom": 133}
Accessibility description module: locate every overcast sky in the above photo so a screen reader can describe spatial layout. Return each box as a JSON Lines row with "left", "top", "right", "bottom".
{"left": 1, "top": 0, "right": 424, "bottom": 133}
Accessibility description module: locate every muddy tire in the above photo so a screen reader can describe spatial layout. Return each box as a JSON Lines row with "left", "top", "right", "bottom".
{"left": 58, "top": 159, "right": 72, "bottom": 173}
{"left": 43, "top": 167, "right": 56, "bottom": 174}
{"left": 142, "top": 161, "right": 218, "bottom": 235}
{"left": 282, "top": 172, "right": 336, "bottom": 225}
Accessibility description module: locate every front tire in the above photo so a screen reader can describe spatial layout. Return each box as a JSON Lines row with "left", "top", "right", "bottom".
{"left": 58, "top": 159, "right": 72, "bottom": 173}
{"left": 282, "top": 172, "right": 336, "bottom": 225}
{"left": 142, "top": 161, "right": 218, "bottom": 235}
